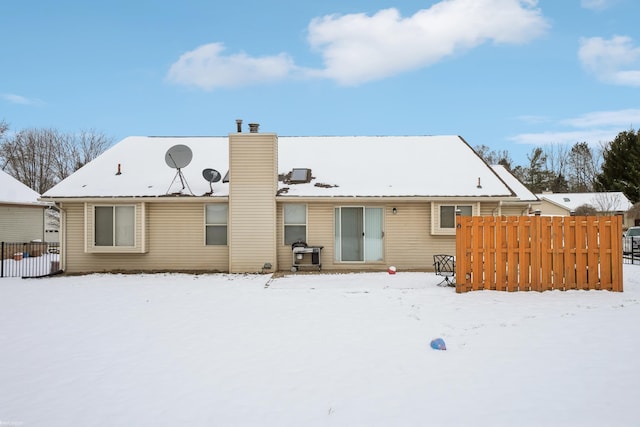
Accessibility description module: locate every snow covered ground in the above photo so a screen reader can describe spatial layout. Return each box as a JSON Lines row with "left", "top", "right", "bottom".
{"left": 1, "top": 266, "right": 639, "bottom": 427}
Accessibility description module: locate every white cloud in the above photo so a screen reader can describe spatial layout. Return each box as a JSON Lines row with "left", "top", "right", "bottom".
{"left": 579, "top": 36, "right": 640, "bottom": 86}
{"left": 510, "top": 129, "right": 619, "bottom": 145}
{"left": 166, "top": 42, "right": 298, "bottom": 90}
{"left": 167, "top": 0, "right": 548, "bottom": 89}
{"left": 1, "top": 93, "right": 43, "bottom": 106}
{"left": 561, "top": 109, "right": 640, "bottom": 128}
{"left": 580, "top": 0, "right": 615, "bottom": 11}
{"left": 306, "top": 0, "right": 549, "bottom": 85}
{"left": 510, "top": 109, "right": 640, "bottom": 146}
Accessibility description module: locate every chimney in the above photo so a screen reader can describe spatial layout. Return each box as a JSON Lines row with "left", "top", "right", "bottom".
{"left": 248, "top": 123, "right": 260, "bottom": 133}
{"left": 236, "top": 119, "right": 243, "bottom": 133}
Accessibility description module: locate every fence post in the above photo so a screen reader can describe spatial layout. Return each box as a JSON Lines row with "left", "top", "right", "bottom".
{"left": 455, "top": 210, "right": 464, "bottom": 293}
{"left": 613, "top": 213, "right": 624, "bottom": 292}
{"left": 531, "top": 211, "right": 542, "bottom": 291}
{"left": 495, "top": 216, "right": 507, "bottom": 291}
{"left": 1, "top": 241, "right": 4, "bottom": 278}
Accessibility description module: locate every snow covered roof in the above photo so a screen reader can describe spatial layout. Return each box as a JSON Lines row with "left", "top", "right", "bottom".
{"left": 537, "top": 192, "right": 633, "bottom": 212}
{"left": 43, "top": 135, "right": 521, "bottom": 199}
{"left": 490, "top": 165, "right": 538, "bottom": 202}
{"left": 0, "top": 169, "right": 44, "bottom": 205}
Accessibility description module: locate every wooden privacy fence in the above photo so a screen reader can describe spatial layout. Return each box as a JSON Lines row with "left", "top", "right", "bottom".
{"left": 455, "top": 215, "right": 623, "bottom": 293}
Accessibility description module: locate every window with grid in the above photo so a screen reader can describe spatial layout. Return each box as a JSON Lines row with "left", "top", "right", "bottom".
{"left": 284, "top": 204, "right": 307, "bottom": 245}
{"left": 205, "top": 204, "right": 228, "bottom": 245}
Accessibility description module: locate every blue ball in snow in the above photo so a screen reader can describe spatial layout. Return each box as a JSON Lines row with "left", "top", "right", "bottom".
{"left": 430, "top": 338, "right": 446, "bottom": 350}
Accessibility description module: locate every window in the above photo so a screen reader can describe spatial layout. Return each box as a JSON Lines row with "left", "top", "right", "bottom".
{"left": 432, "top": 203, "right": 474, "bottom": 235}
{"left": 334, "top": 207, "right": 383, "bottom": 262}
{"left": 87, "top": 203, "right": 145, "bottom": 253}
{"left": 440, "top": 205, "right": 472, "bottom": 229}
{"left": 95, "top": 206, "right": 135, "bottom": 246}
{"left": 289, "top": 168, "right": 311, "bottom": 184}
{"left": 205, "top": 204, "right": 228, "bottom": 245}
{"left": 284, "top": 204, "right": 306, "bottom": 245}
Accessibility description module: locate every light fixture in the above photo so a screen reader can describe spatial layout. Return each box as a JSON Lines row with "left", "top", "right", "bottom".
{"left": 392, "top": 207, "right": 398, "bottom": 215}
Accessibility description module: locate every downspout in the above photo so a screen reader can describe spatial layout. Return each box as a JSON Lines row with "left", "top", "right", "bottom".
{"left": 522, "top": 203, "right": 532, "bottom": 216}
{"left": 492, "top": 201, "right": 503, "bottom": 216}
{"left": 56, "top": 202, "right": 66, "bottom": 272}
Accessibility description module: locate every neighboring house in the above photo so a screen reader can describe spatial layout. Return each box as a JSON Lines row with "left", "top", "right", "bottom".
{"left": 42, "top": 123, "right": 536, "bottom": 274}
{"left": 0, "top": 169, "right": 49, "bottom": 242}
{"left": 536, "top": 192, "right": 633, "bottom": 228}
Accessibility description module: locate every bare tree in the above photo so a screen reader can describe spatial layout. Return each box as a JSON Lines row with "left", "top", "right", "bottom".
{"left": 474, "top": 144, "right": 514, "bottom": 170}
{"left": 574, "top": 204, "right": 597, "bottom": 216}
{"left": 0, "top": 120, "right": 8, "bottom": 142}
{"left": 0, "top": 127, "right": 113, "bottom": 193}
{"left": 591, "top": 192, "right": 629, "bottom": 214}
{"left": 543, "top": 144, "right": 569, "bottom": 192}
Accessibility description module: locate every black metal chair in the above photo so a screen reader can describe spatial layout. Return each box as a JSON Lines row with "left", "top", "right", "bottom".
{"left": 433, "top": 254, "right": 455, "bottom": 287}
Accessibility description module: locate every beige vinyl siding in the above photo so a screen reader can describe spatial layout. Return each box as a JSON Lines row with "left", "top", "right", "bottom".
{"left": 277, "top": 201, "right": 521, "bottom": 272}
{"left": 228, "top": 132, "right": 278, "bottom": 273}
{"left": 538, "top": 199, "right": 571, "bottom": 216}
{"left": 385, "top": 203, "right": 439, "bottom": 270}
{"left": 0, "top": 205, "right": 44, "bottom": 242}
{"left": 277, "top": 202, "right": 457, "bottom": 272}
{"left": 62, "top": 201, "right": 228, "bottom": 274}
{"left": 277, "top": 203, "right": 336, "bottom": 270}
{"left": 499, "top": 205, "right": 531, "bottom": 216}
{"left": 479, "top": 203, "right": 498, "bottom": 216}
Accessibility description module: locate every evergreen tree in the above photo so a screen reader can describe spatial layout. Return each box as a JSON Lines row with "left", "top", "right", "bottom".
{"left": 595, "top": 129, "right": 640, "bottom": 203}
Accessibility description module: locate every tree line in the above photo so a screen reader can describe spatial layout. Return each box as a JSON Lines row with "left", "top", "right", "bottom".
{"left": 475, "top": 129, "right": 640, "bottom": 204}
{"left": 0, "top": 120, "right": 113, "bottom": 194}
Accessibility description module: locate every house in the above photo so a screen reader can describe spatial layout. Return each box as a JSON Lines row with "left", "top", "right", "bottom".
{"left": 42, "top": 122, "right": 536, "bottom": 274}
{"left": 536, "top": 192, "right": 633, "bottom": 228}
{"left": 0, "top": 169, "right": 50, "bottom": 243}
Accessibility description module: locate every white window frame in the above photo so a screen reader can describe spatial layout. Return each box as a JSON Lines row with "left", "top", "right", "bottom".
{"left": 283, "top": 204, "right": 307, "bottom": 245}
{"left": 86, "top": 203, "right": 146, "bottom": 253}
{"left": 205, "top": 203, "right": 228, "bottom": 246}
{"left": 334, "top": 206, "right": 384, "bottom": 263}
{"left": 431, "top": 203, "right": 476, "bottom": 235}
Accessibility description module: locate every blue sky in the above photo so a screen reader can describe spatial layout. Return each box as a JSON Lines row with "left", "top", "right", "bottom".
{"left": 2, "top": 0, "right": 640, "bottom": 165}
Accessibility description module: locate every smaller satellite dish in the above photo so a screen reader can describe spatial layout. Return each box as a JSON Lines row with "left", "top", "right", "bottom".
{"left": 202, "top": 168, "right": 221, "bottom": 183}
{"left": 165, "top": 145, "right": 193, "bottom": 169}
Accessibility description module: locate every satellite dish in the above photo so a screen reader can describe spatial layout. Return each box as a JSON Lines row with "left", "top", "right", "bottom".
{"left": 165, "top": 145, "right": 193, "bottom": 169}
{"left": 202, "top": 168, "right": 221, "bottom": 195}
{"left": 202, "top": 168, "right": 221, "bottom": 183}
{"left": 164, "top": 145, "right": 193, "bottom": 195}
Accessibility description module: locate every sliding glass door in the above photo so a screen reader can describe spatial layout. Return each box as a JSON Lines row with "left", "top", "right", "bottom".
{"left": 334, "top": 207, "right": 383, "bottom": 262}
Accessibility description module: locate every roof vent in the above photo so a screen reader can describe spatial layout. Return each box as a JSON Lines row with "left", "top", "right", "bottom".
{"left": 248, "top": 123, "right": 260, "bottom": 133}
{"left": 236, "top": 119, "right": 243, "bottom": 133}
